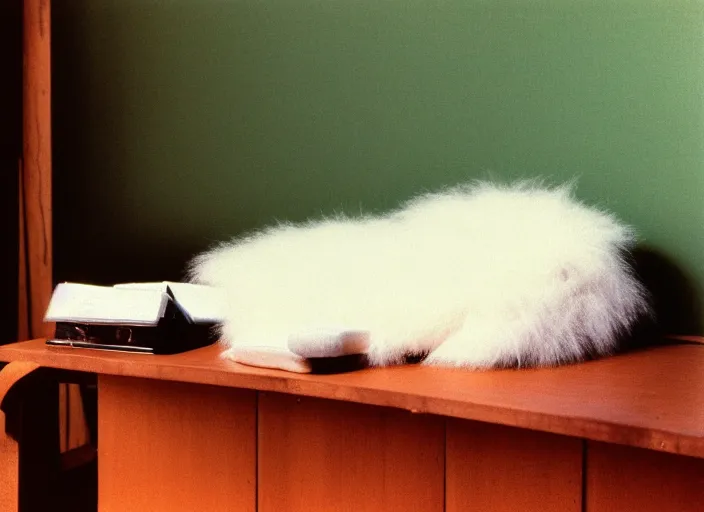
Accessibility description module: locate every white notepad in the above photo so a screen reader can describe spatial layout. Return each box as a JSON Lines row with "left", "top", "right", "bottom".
{"left": 45, "top": 283, "right": 170, "bottom": 326}
{"left": 45, "top": 281, "right": 225, "bottom": 326}
{"left": 114, "top": 281, "right": 226, "bottom": 324}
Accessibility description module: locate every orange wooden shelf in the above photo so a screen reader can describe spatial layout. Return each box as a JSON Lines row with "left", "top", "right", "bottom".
{"left": 1, "top": 338, "right": 703, "bottom": 459}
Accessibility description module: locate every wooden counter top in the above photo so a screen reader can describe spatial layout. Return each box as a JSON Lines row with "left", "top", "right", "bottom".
{"left": 1, "top": 339, "right": 703, "bottom": 458}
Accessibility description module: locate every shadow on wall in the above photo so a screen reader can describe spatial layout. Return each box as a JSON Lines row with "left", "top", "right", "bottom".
{"left": 626, "top": 246, "right": 703, "bottom": 348}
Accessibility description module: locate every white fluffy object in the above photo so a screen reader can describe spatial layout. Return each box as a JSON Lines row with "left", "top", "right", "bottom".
{"left": 189, "top": 181, "right": 649, "bottom": 370}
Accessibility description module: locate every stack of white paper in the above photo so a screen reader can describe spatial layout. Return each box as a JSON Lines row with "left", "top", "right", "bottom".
{"left": 45, "top": 281, "right": 225, "bottom": 326}
{"left": 45, "top": 283, "right": 169, "bottom": 326}
{"left": 115, "top": 282, "right": 226, "bottom": 323}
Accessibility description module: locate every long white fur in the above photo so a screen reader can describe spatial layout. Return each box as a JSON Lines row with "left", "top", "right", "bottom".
{"left": 188, "top": 181, "right": 650, "bottom": 369}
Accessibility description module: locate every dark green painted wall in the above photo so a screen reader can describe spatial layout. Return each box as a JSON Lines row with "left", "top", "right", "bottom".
{"left": 52, "top": 0, "right": 704, "bottom": 333}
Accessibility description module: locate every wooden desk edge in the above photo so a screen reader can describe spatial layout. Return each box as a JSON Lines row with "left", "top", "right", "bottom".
{"left": 1, "top": 339, "right": 703, "bottom": 459}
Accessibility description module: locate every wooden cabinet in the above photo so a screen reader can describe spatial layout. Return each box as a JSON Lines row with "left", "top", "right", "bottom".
{"left": 2, "top": 340, "right": 704, "bottom": 511}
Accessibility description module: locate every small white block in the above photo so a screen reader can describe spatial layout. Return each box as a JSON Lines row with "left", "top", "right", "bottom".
{"left": 224, "top": 345, "right": 312, "bottom": 373}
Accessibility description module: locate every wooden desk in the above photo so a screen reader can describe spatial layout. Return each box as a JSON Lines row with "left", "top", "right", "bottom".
{"left": 1, "top": 339, "right": 703, "bottom": 511}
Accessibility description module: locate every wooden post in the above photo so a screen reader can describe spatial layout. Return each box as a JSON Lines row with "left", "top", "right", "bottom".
{"left": 22, "top": 0, "right": 90, "bottom": 454}
{"left": 21, "top": 0, "right": 52, "bottom": 340}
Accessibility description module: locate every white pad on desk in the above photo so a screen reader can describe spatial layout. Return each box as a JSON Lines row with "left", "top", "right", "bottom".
{"left": 223, "top": 329, "right": 371, "bottom": 374}
{"left": 224, "top": 345, "right": 312, "bottom": 374}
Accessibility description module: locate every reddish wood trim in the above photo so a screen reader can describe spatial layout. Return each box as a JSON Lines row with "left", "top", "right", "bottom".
{"left": 22, "top": 0, "right": 52, "bottom": 340}
{"left": 17, "top": 160, "right": 29, "bottom": 343}
{"left": 66, "top": 383, "right": 88, "bottom": 450}
{"left": 23, "top": 0, "right": 90, "bottom": 456}
{"left": 58, "top": 382, "right": 67, "bottom": 452}
{"left": 0, "top": 362, "right": 41, "bottom": 512}
{"left": 2, "top": 340, "right": 704, "bottom": 459}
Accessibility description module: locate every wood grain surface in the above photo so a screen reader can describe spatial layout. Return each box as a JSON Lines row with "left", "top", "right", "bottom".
{"left": 1, "top": 339, "right": 703, "bottom": 458}
{"left": 585, "top": 441, "right": 704, "bottom": 512}
{"left": 258, "top": 392, "right": 444, "bottom": 512}
{"left": 446, "top": 419, "right": 582, "bottom": 512}
{"left": 21, "top": 0, "right": 52, "bottom": 341}
{"left": 98, "top": 375, "right": 256, "bottom": 512}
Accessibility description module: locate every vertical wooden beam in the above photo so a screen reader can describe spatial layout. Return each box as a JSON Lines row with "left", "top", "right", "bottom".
{"left": 22, "top": 0, "right": 89, "bottom": 455}
{"left": 258, "top": 393, "right": 445, "bottom": 512}
{"left": 17, "top": 160, "right": 29, "bottom": 343}
{"left": 66, "top": 384, "right": 89, "bottom": 450}
{"left": 22, "top": 0, "right": 52, "bottom": 341}
{"left": 446, "top": 419, "right": 582, "bottom": 512}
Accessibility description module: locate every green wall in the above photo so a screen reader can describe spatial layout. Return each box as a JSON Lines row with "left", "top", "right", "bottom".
{"left": 52, "top": 0, "right": 704, "bottom": 333}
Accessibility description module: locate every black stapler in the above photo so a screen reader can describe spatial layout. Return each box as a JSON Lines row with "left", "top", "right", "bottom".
{"left": 44, "top": 282, "right": 223, "bottom": 354}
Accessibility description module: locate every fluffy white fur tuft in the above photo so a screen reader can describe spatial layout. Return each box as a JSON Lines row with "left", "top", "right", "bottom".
{"left": 188, "top": 181, "right": 650, "bottom": 369}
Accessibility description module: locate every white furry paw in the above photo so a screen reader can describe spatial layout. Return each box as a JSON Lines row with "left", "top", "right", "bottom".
{"left": 287, "top": 329, "right": 370, "bottom": 358}
{"left": 422, "top": 342, "right": 498, "bottom": 369}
